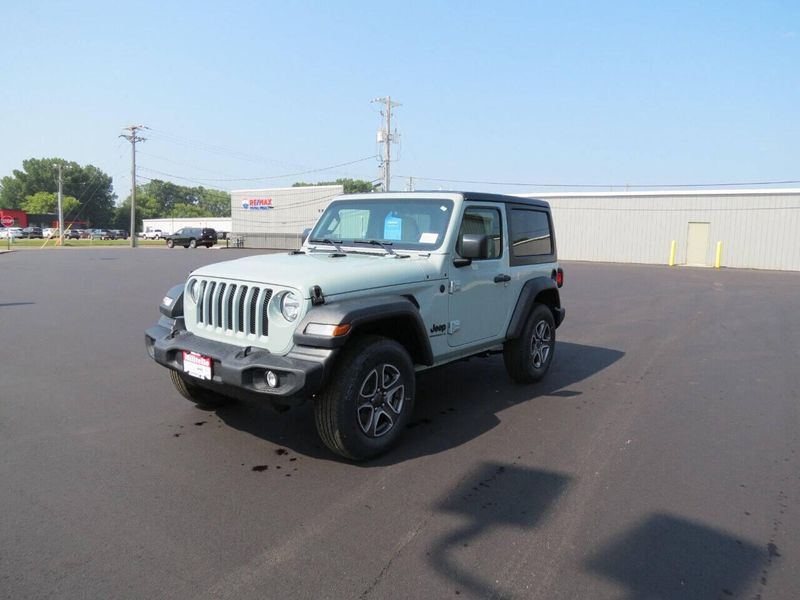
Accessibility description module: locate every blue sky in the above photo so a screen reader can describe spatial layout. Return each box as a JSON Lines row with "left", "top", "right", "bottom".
{"left": 1, "top": 1, "right": 798, "bottom": 199}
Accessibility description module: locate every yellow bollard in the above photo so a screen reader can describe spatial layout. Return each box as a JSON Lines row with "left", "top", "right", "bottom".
{"left": 714, "top": 241, "right": 722, "bottom": 269}
{"left": 668, "top": 240, "right": 677, "bottom": 266}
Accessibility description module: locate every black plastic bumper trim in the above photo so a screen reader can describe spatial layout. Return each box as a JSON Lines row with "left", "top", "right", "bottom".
{"left": 145, "top": 324, "right": 336, "bottom": 405}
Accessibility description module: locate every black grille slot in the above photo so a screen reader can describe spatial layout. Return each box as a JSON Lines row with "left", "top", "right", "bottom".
{"left": 249, "top": 288, "right": 259, "bottom": 335}
{"left": 237, "top": 286, "right": 248, "bottom": 333}
{"left": 215, "top": 283, "right": 225, "bottom": 326}
{"left": 206, "top": 281, "right": 216, "bottom": 325}
{"left": 196, "top": 280, "right": 207, "bottom": 323}
{"left": 261, "top": 289, "right": 273, "bottom": 336}
{"left": 226, "top": 284, "right": 237, "bottom": 330}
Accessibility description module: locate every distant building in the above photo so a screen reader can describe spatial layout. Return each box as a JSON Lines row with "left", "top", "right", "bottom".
{"left": 141, "top": 217, "right": 232, "bottom": 237}
{"left": 230, "top": 184, "right": 344, "bottom": 249}
{"left": 518, "top": 188, "right": 800, "bottom": 271}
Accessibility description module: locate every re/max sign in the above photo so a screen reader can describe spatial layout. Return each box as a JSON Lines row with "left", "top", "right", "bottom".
{"left": 242, "top": 198, "right": 274, "bottom": 210}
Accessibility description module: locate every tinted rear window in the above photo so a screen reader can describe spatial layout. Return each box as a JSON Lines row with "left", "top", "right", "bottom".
{"left": 510, "top": 209, "right": 553, "bottom": 257}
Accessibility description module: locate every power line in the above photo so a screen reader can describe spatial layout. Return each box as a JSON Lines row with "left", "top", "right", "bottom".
{"left": 139, "top": 155, "right": 378, "bottom": 183}
{"left": 396, "top": 175, "right": 800, "bottom": 189}
{"left": 146, "top": 127, "right": 326, "bottom": 172}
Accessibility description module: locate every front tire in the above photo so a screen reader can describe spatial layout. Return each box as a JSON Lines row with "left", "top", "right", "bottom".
{"left": 315, "top": 336, "right": 415, "bottom": 460}
{"left": 169, "top": 369, "right": 233, "bottom": 408}
{"left": 503, "top": 303, "right": 556, "bottom": 384}
{"left": 166, "top": 239, "right": 174, "bottom": 248}
{"left": 189, "top": 239, "right": 197, "bottom": 249}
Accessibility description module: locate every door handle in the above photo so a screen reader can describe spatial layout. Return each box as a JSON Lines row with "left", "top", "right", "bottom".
{"left": 493, "top": 274, "right": 511, "bottom": 283}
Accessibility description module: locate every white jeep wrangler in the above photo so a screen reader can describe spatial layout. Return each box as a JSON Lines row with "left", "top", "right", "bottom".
{"left": 146, "top": 192, "right": 564, "bottom": 459}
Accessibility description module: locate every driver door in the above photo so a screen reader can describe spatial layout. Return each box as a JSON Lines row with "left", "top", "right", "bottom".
{"left": 447, "top": 205, "right": 510, "bottom": 348}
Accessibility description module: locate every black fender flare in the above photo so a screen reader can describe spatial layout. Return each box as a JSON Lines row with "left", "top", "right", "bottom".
{"left": 506, "top": 277, "right": 564, "bottom": 339}
{"left": 293, "top": 294, "right": 434, "bottom": 365}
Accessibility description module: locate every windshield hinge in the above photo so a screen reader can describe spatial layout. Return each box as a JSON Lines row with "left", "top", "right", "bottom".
{"left": 311, "top": 285, "right": 325, "bottom": 305}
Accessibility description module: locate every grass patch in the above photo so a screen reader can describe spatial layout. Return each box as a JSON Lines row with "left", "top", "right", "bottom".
{"left": 4, "top": 238, "right": 166, "bottom": 248}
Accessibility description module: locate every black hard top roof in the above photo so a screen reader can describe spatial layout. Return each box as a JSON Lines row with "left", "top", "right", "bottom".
{"left": 343, "top": 190, "right": 551, "bottom": 209}
{"left": 457, "top": 191, "right": 550, "bottom": 208}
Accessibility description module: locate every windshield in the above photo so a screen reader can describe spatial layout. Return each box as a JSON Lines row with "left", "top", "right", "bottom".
{"left": 309, "top": 198, "right": 454, "bottom": 251}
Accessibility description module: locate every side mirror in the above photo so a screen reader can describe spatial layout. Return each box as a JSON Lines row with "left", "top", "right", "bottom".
{"left": 461, "top": 233, "right": 490, "bottom": 259}
{"left": 453, "top": 233, "right": 490, "bottom": 267}
{"left": 301, "top": 228, "right": 311, "bottom": 244}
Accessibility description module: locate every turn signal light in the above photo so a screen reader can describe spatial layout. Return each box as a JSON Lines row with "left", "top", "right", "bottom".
{"left": 556, "top": 268, "right": 564, "bottom": 288}
{"left": 304, "top": 323, "right": 352, "bottom": 337}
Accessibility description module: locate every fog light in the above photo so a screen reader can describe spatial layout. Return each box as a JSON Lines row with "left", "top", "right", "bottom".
{"left": 265, "top": 370, "right": 278, "bottom": 388}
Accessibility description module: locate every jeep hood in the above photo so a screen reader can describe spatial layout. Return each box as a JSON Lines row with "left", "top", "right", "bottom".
{"left": 191, "top": 252, "right": 434, "bottom": 298}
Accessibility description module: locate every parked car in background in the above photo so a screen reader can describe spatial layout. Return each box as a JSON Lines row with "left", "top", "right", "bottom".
{"left": 43, "top": 227, "right": 57, "bottom": 238}
{"left": 164, "top": 227, "right": 218, "bottom": 249}
{"left": 144, "top": 229, "right": 163, "bottom": 240}
{"left": 65, "top": 229, "right": 82, "bottom": 240}
{"left": 109, "top": 229, "right": 129, "bottom": 240}
{"left": 0, "top": 227, "right": 25, "bottom": 240}
{"left": 22, "top": 227, "right": 43, "bottom": 239}
{"left": 90, "top": 229, "right": 111, "bottom": 240}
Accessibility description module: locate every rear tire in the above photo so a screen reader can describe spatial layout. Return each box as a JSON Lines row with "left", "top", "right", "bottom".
{"left": 503, "top": 303, "right": 556, "bottom": 384}
{"left": 166, "top": 239, "right": 174, "bottom": 248}
{"left": 189, "top": 239, "right": 197, "bottom": 249}
{"left": 315, "top": 335, "right": 415, "bottom": 460}
{"left": 169, "top": 369, "right": 233, "bottom": 409}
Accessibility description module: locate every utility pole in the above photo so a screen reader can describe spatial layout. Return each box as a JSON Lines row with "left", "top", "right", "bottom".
{"left": 371, "top": 97, "right": 401, "bottom": 191}
{"left": 120, "top": 125, "right": 147, "bottom": 247}
{"left": 56, "top": 163, "right": 64, "bottom": 246}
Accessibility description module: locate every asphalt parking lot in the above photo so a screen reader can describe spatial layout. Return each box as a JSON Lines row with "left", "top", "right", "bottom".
{"left": 1, "top": 248, "right": 799, "bottom": 600}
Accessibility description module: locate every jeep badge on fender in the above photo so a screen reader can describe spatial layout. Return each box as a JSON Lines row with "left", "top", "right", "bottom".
{"left": 145, "top": 192, "right": 565, "bottom": 460}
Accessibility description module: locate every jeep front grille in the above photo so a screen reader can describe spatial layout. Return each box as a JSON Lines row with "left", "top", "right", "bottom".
{"left": 193, "top": 278, "right": 273, "bottom": 337}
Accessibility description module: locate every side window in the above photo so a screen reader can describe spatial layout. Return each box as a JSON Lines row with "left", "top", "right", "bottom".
{"left": 457, "top": 207, "right": 502, "bottom": 259}
{"left": 510, "top": 209, "right": 552, "bottom": 257}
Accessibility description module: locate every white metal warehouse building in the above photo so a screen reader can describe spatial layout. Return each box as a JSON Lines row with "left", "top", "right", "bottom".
{"left": 226, "top": 185, "right": 800, "bottom": 272}
{"left": 520, "top": 188, "right": 800, "bottom": 271}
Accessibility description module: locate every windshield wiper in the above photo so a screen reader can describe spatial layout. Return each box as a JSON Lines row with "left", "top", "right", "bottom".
{"left": 308, "top": 238, "right": 347, "bottom": 254}
{"left": 353, "top": 239, "right": 396, "bottom": 255}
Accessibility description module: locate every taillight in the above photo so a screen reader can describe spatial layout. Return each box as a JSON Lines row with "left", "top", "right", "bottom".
{"left": 556, "top": 268, "right": 564, "bottom": 288}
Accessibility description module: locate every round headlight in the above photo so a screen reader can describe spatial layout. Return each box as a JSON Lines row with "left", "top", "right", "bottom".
{"left": 188, "top": 279, "right": 198, "bottom": 302}
{"left": 280, "top": 292, "right": 301, "bottom": 321}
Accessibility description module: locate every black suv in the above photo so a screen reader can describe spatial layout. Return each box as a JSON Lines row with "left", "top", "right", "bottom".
{"left": 22, "top": 227, "right": 43, "bottom": 239}
{"left": 165, "top": 227, "right": 217, "bottom": 249}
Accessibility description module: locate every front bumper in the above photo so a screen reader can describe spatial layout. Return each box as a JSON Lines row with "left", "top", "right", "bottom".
{"left": 145, "top": 317, "right": 336, "bottom": 407}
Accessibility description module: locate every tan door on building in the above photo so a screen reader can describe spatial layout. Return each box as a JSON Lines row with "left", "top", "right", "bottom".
{"left": 686, "top": 222, "right": 710, "bottom": 266}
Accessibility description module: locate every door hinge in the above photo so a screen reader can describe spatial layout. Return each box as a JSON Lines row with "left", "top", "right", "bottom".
{"left": 448, "top": 320, "right": 461, "bottom": 334}
{"left": 449, "top": 280, "right": 461, "bottom": 294}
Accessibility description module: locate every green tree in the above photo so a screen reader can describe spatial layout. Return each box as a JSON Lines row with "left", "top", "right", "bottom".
{"left": 21, "top": 191, "right": 80, "bottom": 215}
{"left": 197, "top": 188, "right": 231, "bottom": 217}
{"left": 168, "top": 203, "right": 212, "bottom": 218}
{"left": 293, "top": 178, "right": 376, "bottom": 194}
{"left": 137, "top": 179, "right": 230, "bottom": 217}
{"left": 114, "top": 193, "right": 160, "bottom": 231}
{"left": 0, "top": 158, "right": 116, "bottom": 225}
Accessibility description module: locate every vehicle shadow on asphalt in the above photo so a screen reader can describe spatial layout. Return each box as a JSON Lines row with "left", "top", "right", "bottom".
{"left": 428, "top": 461, "right": 571, "bottom": 599}
{"left": 213, "top": 341, "right": 624, "bottom": 463}
{"left": 584, "top": 512, "right": 769, "bottom": 600}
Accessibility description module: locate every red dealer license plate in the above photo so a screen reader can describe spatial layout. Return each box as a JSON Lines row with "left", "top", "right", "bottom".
{"left": 182, "top": 351, "right": 212, "bottom": 380}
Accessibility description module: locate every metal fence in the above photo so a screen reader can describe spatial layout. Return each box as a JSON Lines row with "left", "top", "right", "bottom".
{"left": 229, "top": 232, "right": 303, "bottom": 250}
